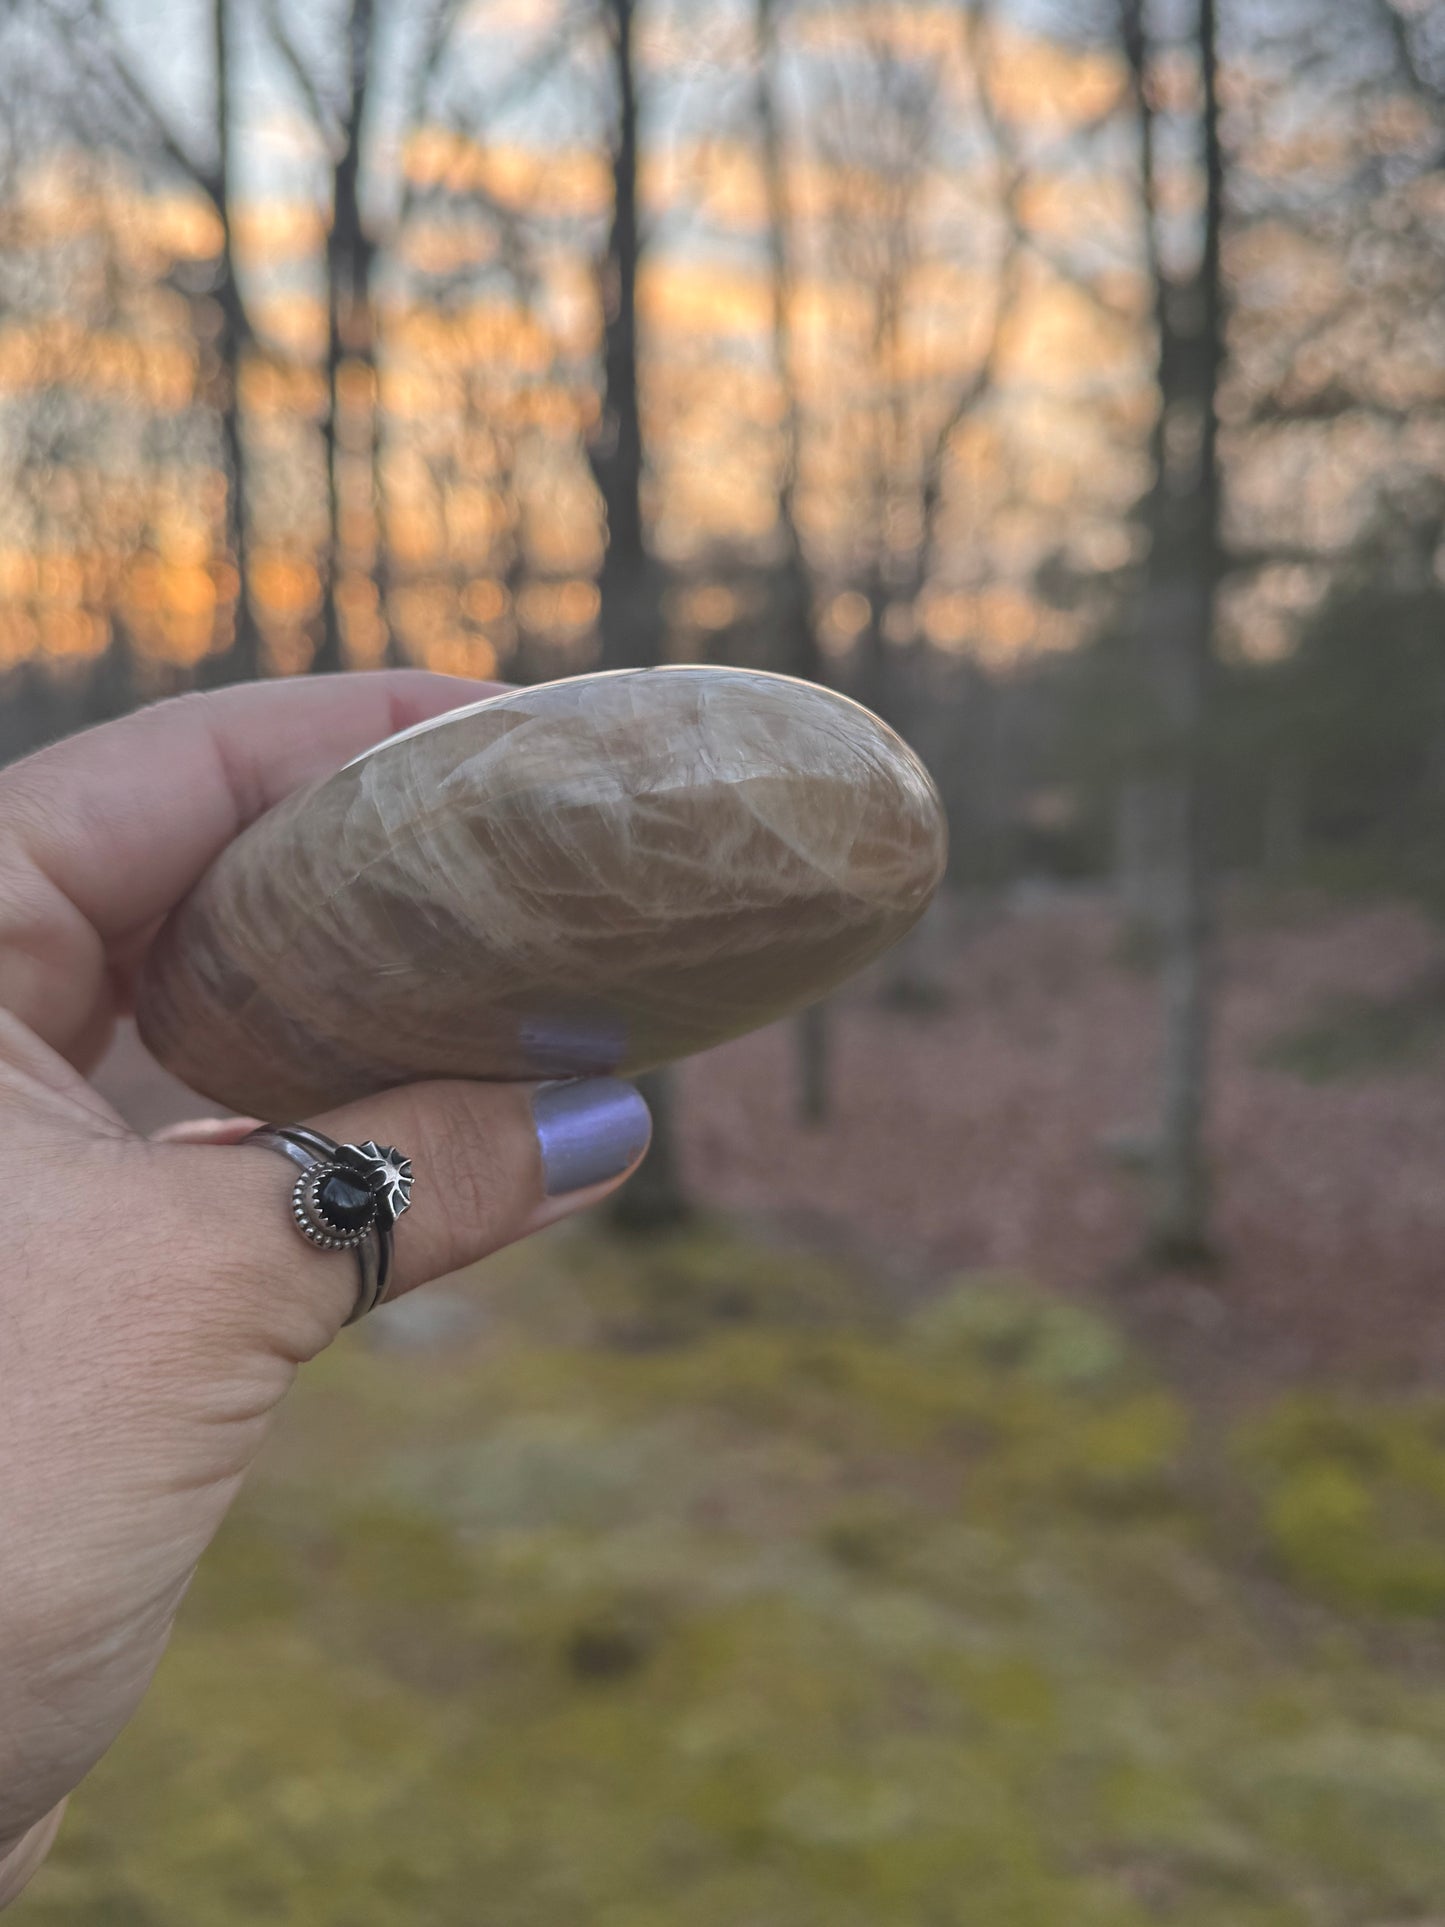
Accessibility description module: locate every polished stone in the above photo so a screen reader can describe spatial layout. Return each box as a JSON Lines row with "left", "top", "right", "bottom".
{"left": 316, "top": 1168, "right": 376, "bottom": 1233}
{"left": 136, "top": 667, "right": 948, "bottom": 1116}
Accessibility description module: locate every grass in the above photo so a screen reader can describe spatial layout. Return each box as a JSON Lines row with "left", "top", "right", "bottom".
{"left": 23, "top": 1220, "right": 1445, "bottom": 1925}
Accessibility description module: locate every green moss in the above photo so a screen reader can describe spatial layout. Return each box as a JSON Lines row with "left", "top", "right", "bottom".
{"left": 908, "top": 1274, "right": 1132, "bottom": 1392}
{"left": 819, "top": 1497, "right": 926, "bottom": 1574}
{"left": 477, "top": 1216, "right": 878, "bottom": 1355}
{"left": 1238, "top": 1394, "right": 1445, "bottom": 1614}
{"left": 25, "top": 1230, "right": 1445, "bottom": 1923}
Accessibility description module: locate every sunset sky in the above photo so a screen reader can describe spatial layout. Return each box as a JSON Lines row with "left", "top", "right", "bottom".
{"left": 0, "top": 0, "right": 1430, "bottom": 678}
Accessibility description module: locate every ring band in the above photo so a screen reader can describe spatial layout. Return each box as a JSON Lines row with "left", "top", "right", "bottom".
{"left": 245, "top": 1126, "right": 414, "bottom": 1324}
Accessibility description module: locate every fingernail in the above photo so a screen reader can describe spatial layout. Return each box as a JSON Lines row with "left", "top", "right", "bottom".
{"left": 533, "top": 1078, "right": 652, "bottom": 1197}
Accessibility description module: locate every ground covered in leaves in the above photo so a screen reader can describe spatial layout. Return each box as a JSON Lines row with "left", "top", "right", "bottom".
{"left": 686, "top": 888, "right": 1445, "bottom": 1392}
{"left": 98, "top": 886, "right": 1445, "bottom": 1390}
{"left": 28, "top": 1222, "right": 1445, "bottom": 1926}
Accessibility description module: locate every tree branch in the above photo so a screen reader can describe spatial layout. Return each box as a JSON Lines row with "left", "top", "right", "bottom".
{"left": 917, "top": 0, "right": 1026, "bottom": 559}
{"left": 79, "top": 0, "right": 217, "bottom": 203}
{"left": 259, "top": 0, "right": 342, "bottom": 153}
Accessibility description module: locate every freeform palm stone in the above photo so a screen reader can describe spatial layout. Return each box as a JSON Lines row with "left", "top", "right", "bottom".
{"left": 136, "top": 666, "right": 948, "bottom": 1116}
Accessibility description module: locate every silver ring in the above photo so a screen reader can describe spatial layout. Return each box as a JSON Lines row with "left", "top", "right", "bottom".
{"left": 244, "top": 1126, "right": 414, "bottom": 1324}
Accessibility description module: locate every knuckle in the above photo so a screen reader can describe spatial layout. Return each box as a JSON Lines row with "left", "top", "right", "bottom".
{"left": 403, "top": 1082, "right": 536, "bottom": 1253}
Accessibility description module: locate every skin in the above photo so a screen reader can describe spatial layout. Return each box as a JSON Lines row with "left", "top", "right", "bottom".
{"left": 0, "top": 673, "right": 650, "bottom": 1907}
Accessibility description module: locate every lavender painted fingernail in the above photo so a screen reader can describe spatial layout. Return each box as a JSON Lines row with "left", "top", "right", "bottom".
{"left": 533, "top": 1078, "right": 652, "bottom": 1197}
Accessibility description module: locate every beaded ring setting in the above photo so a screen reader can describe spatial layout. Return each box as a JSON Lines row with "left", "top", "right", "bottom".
{"left": 291, "top": 1143, "right": 414, "bottom": 1251}
{"left": 244, "top": 1127, "right": 414, "bottom": 1323}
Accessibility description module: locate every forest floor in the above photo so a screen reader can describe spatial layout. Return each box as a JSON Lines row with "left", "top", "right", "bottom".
{"left": 678, "top": 884, "right": 1445, "bottom": 1400}
{"left": 98, "top": 882, "right": 1445, "bottom": 1398}
{"left": 32, "top": 1221, "right": 1445, "bottom": 1926}
{"left": 38, "top": 886, "right": 1445, "bottom": 1925}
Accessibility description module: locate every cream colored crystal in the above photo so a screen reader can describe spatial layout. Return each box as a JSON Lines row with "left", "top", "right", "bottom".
{"left": 136, "top": 667, "right": 948, "bottom": 1115}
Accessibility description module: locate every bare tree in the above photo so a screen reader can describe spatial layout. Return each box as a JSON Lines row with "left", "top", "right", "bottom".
{"left": 1120, "top": 0, "right": 1227, "bottom": 1265}
{"left": 583, "top": 0, "right": 687, "bottom": 1228}
{"left": 54, "top": 0, "right": 261, "bottom": 677}
{"left": 812, "top": 13, "right": 935, "bottom": 733}
{"left": 262, "top": 0, "right": 384, "bottom": 672}
{"left": 809, "top": 5, "right": 1025, "bottom": 1006}
{"left": 264, "top": 0, "right": 548, "bottom": 674}
{"left": 0, "top": 126, "right": 215, "bottom": 731}
{"left": 395, "top": 15, "right": 570, "bottom": 683}
{"left": 590, "top": 0, "right": 663, "bottom": 676}
{"left": 322, "top": 0, "right": 378, "bottom": 673}
{"left": 206, "top": 0, "right": 258, "bottom": 679}
{"left": 756, "top": 0, "right": 832, "bottom": 1123}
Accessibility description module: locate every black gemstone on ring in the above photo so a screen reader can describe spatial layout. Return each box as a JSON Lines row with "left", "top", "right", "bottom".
{"left": 315, "top": 1167, "right": 377, "bottom": 1234}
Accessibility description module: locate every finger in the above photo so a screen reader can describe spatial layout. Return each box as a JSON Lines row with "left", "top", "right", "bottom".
{"left": 0, "top": 671, "right": 501, "bottom": 1063}
{"left": 311, "top": 1076, "right": 654, "bottom": 1297}
{"left": 153, "top": 1117, "right": 262, "bottom": 1146}
{"left": 174, "top": 1076, "right": 652, "bottom": 1358}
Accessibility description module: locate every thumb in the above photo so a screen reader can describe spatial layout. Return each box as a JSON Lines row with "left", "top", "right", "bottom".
{"left": 179, "top": 1076, "right": 652, "bottom": 1355}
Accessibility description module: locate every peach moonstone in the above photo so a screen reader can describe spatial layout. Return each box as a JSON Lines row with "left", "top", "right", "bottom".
{"left": 136, "top": 666, "right": 948, "bottom": 1116}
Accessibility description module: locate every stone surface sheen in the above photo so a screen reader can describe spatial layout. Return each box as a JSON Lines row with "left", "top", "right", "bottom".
{"left": 136, "top": 667, "right": 948, "bottom": 1116}
{"left": 316, "top": 1170, "right": 376, "bottom": 1233}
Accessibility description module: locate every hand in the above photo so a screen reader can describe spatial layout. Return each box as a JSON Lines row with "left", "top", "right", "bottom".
{"left": 0, "top": 674, "right": 651, "bottom": 1905}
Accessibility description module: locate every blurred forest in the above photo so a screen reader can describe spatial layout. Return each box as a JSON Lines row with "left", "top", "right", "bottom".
{"left": 0, "top": 0, "right": 1441, "bottom": 1259}
{"left": 11, "top": 1, "right": 1445, "bottom": 1915}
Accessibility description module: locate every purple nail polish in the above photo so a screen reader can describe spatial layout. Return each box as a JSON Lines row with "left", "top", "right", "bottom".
{"left": 533, "top": 1078, "right": 652, "bottom": 1197}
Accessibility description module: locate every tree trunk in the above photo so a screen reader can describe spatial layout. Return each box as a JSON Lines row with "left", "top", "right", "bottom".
{"left": 1263, "top": 753, "right": 1304, "bottom": 879}
{"left": 592, "top": 0, "right": 688, "bottom": 1226}
{"left": 1148, "top": 584, "right": 1213, "bottom": 1262}
{"left": 757, "top": 0, "right": 835, "bottom": 1122}
{"left": 314, "top": 0, "right": 377, "bottom": 675}
{"left": 795, "top": 1001, "right": 830, "bottom": 1125}
{"left": 607, "top": 1067, "right": 689, "bottom": 1231}
{"left": 81, "top": 618, "right": 140, "bottom": 724}
{"left": 202, "top": 0, "right": 260, "bottom": 684}
{"left": 1123, "top": 0, "right": 1226, "bottom": 1267}
{"left": 1113, "top": 773, "right": 1171, "bottom": 930}
{"left": 590, "top": 0, "right": 661, "bottom": 676}
{"left": 214, "top": 327, "right": 256, "bottom": 678}
{"left": 315, "top": 281, "right": 346, "bottom": 673}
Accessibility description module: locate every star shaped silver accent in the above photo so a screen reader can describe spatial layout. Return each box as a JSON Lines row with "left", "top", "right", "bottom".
{"left": 348, "top": 1141, "right": 415, "bottom": 1226}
